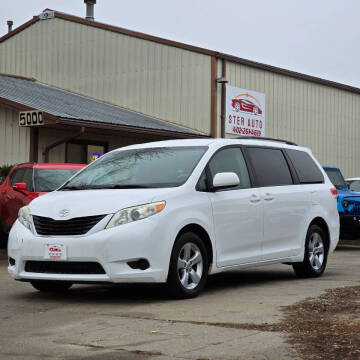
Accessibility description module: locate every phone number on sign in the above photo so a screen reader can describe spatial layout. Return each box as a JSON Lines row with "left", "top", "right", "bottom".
{"left": 231, "top": 127, "right": 262, "bottom": 136}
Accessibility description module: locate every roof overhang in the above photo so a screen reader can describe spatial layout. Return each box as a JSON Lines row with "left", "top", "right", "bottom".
{"left": 0, "top": 75, "right": 206, "bottom": 139}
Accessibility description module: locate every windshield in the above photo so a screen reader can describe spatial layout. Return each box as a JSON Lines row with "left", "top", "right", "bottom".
{"left": 347, "top": 180, "right": 360, "bottom": 192}
{"left": 324, "top": 168, "right": 347, "bottom": 189}
{"left": 34, "top": 169, "right": 81, "bottom": 192}
{"left": 60, "top": 146, "right": 207, "bottom": 190}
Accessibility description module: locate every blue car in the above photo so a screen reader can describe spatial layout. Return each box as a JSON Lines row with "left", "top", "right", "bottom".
{"left": 323, "top": 165, "right": 360, "bottom": 239}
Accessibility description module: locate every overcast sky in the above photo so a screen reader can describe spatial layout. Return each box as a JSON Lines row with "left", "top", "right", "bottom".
{"left": 1, "top": 0, "right": 359, "bottom": 88}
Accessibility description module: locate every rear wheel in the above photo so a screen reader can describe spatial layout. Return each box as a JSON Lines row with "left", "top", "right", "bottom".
{"left": 167, "top": 232, "right": 208, "bottom": 299}
{"left": 293, "top": 225, "right": 328, "bottom": 278}
{"left": 30, "top": 281, "right": 73, "bottom": 293}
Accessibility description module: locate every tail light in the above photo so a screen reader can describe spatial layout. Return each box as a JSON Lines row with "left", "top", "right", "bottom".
{"left": 330, "top": 187, "right": 338, "bottom": 199}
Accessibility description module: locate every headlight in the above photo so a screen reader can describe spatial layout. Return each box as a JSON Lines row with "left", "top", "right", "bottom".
{"left": 18, "top": 206, "right": 32, "bottom": 231}
{"left": 106, "top": 201, "right": 166, "bottom": 229}
{"left": 342, "top": 200, "right": 349, "bottom": 208}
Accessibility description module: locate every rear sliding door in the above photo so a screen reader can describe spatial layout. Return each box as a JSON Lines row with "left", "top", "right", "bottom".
{"left": 245, "top": 147, "right": 310, "bottom": 260}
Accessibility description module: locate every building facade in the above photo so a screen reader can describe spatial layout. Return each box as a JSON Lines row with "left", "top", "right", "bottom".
{"left": 0, "top": 9, "right": 359, "bottom": 176}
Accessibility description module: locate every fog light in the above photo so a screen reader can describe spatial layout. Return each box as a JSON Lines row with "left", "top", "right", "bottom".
{"left": 127, "top": 259, "right": 150, "bottom": 270}
{"left": 9, "top": 257, "right": 15, "bottom": 266}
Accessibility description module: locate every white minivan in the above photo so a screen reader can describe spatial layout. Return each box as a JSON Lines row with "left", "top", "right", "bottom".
{"left": 8, "top": 137, "right": 339, "bottom": 298}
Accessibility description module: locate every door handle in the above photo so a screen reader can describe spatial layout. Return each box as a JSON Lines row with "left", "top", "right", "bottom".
{"left": 250, "top": 194, "right": 261, "bottom": 203}
{"left": 264, "top": 193, "right": 274, "bottom": 201}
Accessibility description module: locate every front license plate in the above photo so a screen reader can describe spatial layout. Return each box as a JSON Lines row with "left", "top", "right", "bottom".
{"left": 44, "top": 244, "right": 67, "bottom": 260}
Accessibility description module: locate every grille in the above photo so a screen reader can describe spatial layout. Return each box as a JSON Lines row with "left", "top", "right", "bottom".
{"left": 32, "top": 215, "right": 106, "bottom": 236}
{"left": 349, "top": 203, "right": 360, "bottom": 216}
{"left": 25, "top": 261, "right": 106, "bottom": 275}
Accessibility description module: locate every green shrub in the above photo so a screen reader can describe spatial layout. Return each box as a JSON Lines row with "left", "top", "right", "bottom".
{"left": 0, "top": 164, "right": 14, "bottom": 184}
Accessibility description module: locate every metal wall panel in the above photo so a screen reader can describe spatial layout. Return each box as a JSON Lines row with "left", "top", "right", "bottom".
{"left": 226, "top": 62, "right": 360, "bottom": 177}
{"left": 0, "top": 18, "right": 211, "bottom": 134}
{"left": 0, "top": 107, "right": 30, "bottom": 166}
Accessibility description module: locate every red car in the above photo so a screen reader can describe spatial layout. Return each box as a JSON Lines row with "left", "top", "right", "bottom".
{"left": 0, "top": 163, "right": 85, "bottom": 248}
{"left": 232, "top": 98, "right": 262, "bottom": 115}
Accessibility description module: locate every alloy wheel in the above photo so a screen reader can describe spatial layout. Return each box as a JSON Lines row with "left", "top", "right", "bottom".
{"left": 177, "top": 242, "right": 203, "bottom": 290}
{"left": 308, "top": 232, "right": 325, "bottom": 271}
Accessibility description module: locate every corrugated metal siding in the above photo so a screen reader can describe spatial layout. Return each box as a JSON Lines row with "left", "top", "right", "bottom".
{"left": 226, "top": 61, "right": 360, "bottom": 178}
{"left": 0, "top": 107, "right": 30, "bottom": 166}
{"left": 0, "top": 18, "right": 211, "bottom": 134}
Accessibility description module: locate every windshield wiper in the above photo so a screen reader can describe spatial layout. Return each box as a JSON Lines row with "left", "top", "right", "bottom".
{"left": 96, "top": 184, "right": 154, "bottom": 189}
{"left": 60, "top": 184, "right": 154, "bottom": 190}
{"left": 60, "top": 185, "right": 90, "bottom": 191}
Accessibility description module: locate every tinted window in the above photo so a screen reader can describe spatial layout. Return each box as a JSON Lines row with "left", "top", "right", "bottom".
{"left": 246, "top": 147, "right": 293, "bottom": 186}
{"left": 286, "top": 149, "right": 323, "bottom": 184}
{"left": 324, "top": 168, "right": 347, "bottom": 189}
{"left": 196, "top": 171, "right": 208, "bottom": 192}
{"left": 208, "top": 147, "right": 251, "bottom": 189}
{"left": 22, "top": 168, "right": 34, "bottom": 191}
{"left": 9, "top": 168, "right": 25, "bottom": 186}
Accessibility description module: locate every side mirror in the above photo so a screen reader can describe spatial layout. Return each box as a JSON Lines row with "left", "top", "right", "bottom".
{"left": 13, "top": 182, "right": 27, "bottom": 192}
{"left": 213, "top": 172, "right": 240, "bottom": 189}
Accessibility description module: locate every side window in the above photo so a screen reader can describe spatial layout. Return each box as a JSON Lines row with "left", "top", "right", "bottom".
{"left": 22, "top": 168, "right": 34, "bottom": 191}
{"left": 208, "top": 147, "right": 251, "bottom": 189}
{"left": 246, "top": 147, "right": 293, "bottom": 187}
{"left": 9, "top": 168, "right": 25, "bottom": 187}
{"left": 286, "top": 149, "right": 324, "bottom": 184}
{"left": 196, "top": 171, "right": 208, "bottom": 192}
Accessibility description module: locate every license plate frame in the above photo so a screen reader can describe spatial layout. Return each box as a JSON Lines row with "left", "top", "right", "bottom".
{"left": 44, "top": 244, "right": 67, "bottom": 260}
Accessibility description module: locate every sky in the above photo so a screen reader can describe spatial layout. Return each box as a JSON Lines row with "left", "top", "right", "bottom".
{"left": 0, "top": 0, "right": 359, "bottom": 88}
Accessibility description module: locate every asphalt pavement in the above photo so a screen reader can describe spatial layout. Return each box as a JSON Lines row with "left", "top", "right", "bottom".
{"left": 0, "top": 245, "right": 359, "bottom": 360}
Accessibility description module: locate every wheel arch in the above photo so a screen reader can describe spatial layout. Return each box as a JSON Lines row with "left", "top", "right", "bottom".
{"left": 175, "top": 223, "right": 214, "bottom": 268}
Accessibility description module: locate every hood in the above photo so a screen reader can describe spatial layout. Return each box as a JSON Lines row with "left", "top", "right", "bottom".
{"left": 28, "top": 188, "right": 173, "bottom": 220}
{"left": 337, "top": 188, "right": 360, "bottom": 199}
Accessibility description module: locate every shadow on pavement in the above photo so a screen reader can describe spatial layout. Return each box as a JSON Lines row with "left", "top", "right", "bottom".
{"left": 10, "top": 267, "right": 299, "bottom": 304}
{"left": 335, "top": 244, "right": 360, "bottom": 251}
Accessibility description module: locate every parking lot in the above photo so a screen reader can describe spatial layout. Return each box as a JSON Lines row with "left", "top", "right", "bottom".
{"left": 0, "top": 245, "right": 359, "bottom": 360}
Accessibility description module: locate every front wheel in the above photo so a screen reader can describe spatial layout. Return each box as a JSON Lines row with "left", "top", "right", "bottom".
{"left": 31, "top": 281, "right": 73, "bottom": 293}
{"left": 292, "top": 225, "right": 328, "bottom": 278}
{"left": 167, "top": 232, "right": 208, "bottom": 299}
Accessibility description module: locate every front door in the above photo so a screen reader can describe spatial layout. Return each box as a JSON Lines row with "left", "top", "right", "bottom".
{"left": 3, "top": 168, "right": 27, "bottom": 228}
{"left": 206, "top": 147, "right": 263, "bottom": 267}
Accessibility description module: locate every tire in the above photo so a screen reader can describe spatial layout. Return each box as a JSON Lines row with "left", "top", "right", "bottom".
{"left": 30, "top": 281, "right": 73, "bottom": 293}
{"left": 292, "top": 224, "right": 328, "bottom": 278}
{"left": 167, "top": 232, "right": 209, "bottom": 299}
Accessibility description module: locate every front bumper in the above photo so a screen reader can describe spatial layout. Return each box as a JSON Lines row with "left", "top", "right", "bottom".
{"left": 7, "top": 218, "right": 172, "bottom": 283}
{"left": 339, "top": 214, "right": 360, "bottom": 239}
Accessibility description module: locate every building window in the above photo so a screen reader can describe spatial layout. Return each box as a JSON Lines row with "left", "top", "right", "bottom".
{"left": 66, "top": 141, "right": 108, "bottom": 164}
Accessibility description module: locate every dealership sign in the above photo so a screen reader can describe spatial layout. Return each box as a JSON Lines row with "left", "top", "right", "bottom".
{"left": 225, "top": 86, "right": 265, "bottom": 137}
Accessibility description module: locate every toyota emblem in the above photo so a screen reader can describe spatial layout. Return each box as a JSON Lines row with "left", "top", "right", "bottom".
{"left": 58, "top": 209, "right": 70, "bottom": 218}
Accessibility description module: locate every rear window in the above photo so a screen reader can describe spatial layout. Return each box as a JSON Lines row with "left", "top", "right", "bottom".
{"left": 246, "top": 147, "right": 293, "bottom": 187}
{"left": 286, "top": 149, "right": 324, "bottom": 184}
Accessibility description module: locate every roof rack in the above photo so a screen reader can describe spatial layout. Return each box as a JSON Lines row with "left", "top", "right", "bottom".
{"left": 235, "top": 136, "right": 297, "bottom": 146}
